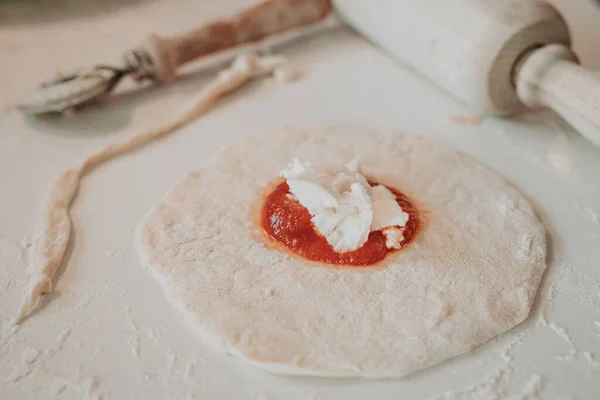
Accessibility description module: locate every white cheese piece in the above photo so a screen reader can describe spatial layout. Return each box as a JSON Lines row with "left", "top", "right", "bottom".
{"left": 382, "top": 227, "right": 404, "bottom": 250}
{"left": 371, "top": 185, "right": 409, "bottom": 231}
{"left": 280, "top": 159, "right": 373, "bottom": 253}
{"left": 280, "top": 159, "right": 411, "bottom": 252}
{"left": 371, "top": 185, "right": 410, "bottom": 249}
{"left": 345, "top": 158, "right": 373, "bottom": 192}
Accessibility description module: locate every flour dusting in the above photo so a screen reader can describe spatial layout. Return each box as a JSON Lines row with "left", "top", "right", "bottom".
{"left": 575, "top": 204, "right": 600, "bottom": 225}
{"left": 165, "top": 348, "right": 179, "bottom": 383}
{"left": 147, "top": 327, "right": 158, "bottom": 340}
{"left": 1, "top": 319, "right": 87, "bottom": 391}
{"left": 433, "top": 340, "right": 549, "bottom": 400}
{"left": 540, "top": 263, "right": 600, "bottom": 362}
{"left": 18, "top": 237, "right": 31, "bottom": 265}
{"left": 6, "top": 363, "right": 31, "bottom": 384}
{"left": 125, "top": 306, "right": 141, "bottom": 358}
{"left": 583, "top": 352, "right": 600, "bottom": 368}
{"left": 538, "top": 317, "right": 578, "bottom": 361}
{"left": 76, "top": 292, "right": 94, "bottom": 311}
{"left": 506, "top": 374, "right": 544, "bottom": 400}
{"left": 185, "top": 359, "right": 197, "bottom": 384}
{"left": 49, "top": 377, "right": 68, "bottom": 396}
{"left": 21, "top": 346, "right": 40, "bottom": 364}
{"left": 431, "top": 333, "right": 526, "bottom": 400}
{"left": 437, "top": 246, "right": 600, "bottom": 399}
{"left": 47, "top": 374, "right": 103, "bottom": 400}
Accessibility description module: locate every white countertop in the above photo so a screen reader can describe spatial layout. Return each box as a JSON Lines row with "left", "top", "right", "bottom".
{"left": 1, "top": 1, "right": 599, "bottom": 399}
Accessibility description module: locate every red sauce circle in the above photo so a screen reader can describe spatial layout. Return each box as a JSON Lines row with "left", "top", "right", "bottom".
{"left": 261, "top": 181, "right": 420, "bottom": 266}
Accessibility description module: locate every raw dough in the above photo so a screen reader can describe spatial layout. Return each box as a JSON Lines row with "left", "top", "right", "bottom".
{"left": 136, "top": 126, "right": 546, "bottom": 378}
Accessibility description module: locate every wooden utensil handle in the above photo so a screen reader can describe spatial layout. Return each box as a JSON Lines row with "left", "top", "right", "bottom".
{"left": 516, "top": 44, "right": 600, "bottom": 147}
{"left": 144, "top": 0, "right": 332, "bottom": 82}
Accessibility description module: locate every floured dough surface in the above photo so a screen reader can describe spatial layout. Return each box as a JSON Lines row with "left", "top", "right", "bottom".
{"left": 136, "top": 126, "right": 546, "bottom": 378}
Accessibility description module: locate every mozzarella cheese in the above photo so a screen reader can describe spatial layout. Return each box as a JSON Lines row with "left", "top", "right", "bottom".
{"left": 381, "top": 227, "right": 404, "bottom": 250}
{"left": 281, "top": 159, "right": 373, "bottom": 253}
{"left": 280, "top": 158, "right": 409, "bottom": 253}
{"left": 371, "top": 185, "right": 409, "bottom": 230}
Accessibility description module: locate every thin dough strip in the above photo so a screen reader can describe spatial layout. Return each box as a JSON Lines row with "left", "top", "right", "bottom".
{"left": 15, "top": 54, "right": 287, "bottom": 324}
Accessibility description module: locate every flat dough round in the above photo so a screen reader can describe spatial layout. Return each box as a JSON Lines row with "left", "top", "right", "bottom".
{"left": 136, "top": 126, "right": 546, "bottom": 378}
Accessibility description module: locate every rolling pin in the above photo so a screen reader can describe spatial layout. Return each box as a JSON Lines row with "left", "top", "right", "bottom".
{"left": 333, "top": 0, "right": 600, "bottom": 146}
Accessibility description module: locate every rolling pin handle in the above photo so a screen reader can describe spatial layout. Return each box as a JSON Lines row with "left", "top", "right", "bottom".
{"left": 138, "top": 0, "right": 332, "bottom": 84}
{"left": 516, "top": 44, "right": 600, "bottom": 147}
{"left": 142, "top": 23, "right": 238, "bottom": 84}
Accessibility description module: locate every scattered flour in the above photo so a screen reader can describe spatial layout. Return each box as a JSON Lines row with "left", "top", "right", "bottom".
{"left": 49, "top": 377, "right": 68, "bottom": 396}
{"left": 434, "top": 358, "right": 545, "bottom": 400}
{"left": 430, "top": 333, "right": 527, "bottom": 400}
{"left": 2, "top": 277, "right": 14, "bottom": 294}
{"left": 21, "top": 346, "right": 40, "bottom": 364}
{"left": 535, "top": 263, "right": 600, "bottom": 364}
{"left": 106, "top": 249, "right": 124, "bottom": 259}
{"left": 78, "top": 375, "right": 102, "bottom": 400}
{"left": 185, "top": 359, "right": 197, "bottom": 384}
{"left": 142, "top": 372, "right": 156, "bottom": 381}
{"left": 47, "top": 374, "right": 103, "bottom": 400}
{"left": 147, "top": 327, "right": 158, "bottom": 340}
{"left": 575, "top": 204, "right": 600, "bottom": 225}
{"left": 583, "top": 352, "right": 600, "bottom": 368}
{"left": 506, "top": 374, "right": 544, "bottom": 400}
{"left": 125, "top": 306, "right": 141, "bottom": 358}
{"left": 436, "top": 257, "right": 599, "bottom": 399}
{"left": 6, "top": 363, "right": 31, "bottom": 384}
{"left": 538, "top": 317, "right": 578, "bottom": 362}
{"left": 18, "top": 237, "right": 32, "bottom": 264}
{"left": 166, "top": 349, "right": 178, "bottom": 383}
{"left": 2, "top": 320, "right": 85, "bottom": 387}
{"left": 76, "top": 292, "right": 94, "bottom": 311}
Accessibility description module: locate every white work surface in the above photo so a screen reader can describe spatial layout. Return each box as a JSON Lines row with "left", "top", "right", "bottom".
{"left": 1, "top": 1, "right": 600, "bottom": 399}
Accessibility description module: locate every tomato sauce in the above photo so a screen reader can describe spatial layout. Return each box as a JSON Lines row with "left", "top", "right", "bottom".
{"left": 261, "top": 181, "right": 419, "bottom": 266}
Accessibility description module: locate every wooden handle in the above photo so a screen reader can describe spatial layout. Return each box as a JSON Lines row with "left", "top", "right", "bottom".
{"left": 516, "top": 44, "right": 600, "bottom": 147}
{"left": 144, "top": 0, "right": 332, "bottom": 82}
